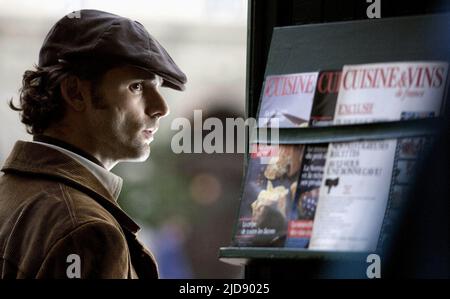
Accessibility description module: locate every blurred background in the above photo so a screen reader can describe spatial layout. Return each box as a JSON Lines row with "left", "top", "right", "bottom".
{"left": 0, "top": 0, "right": 247, "bottom": 278}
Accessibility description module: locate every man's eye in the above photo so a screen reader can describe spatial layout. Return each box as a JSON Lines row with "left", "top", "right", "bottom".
{"left": 129, "top": 82, "right": 143, "bottom": 92}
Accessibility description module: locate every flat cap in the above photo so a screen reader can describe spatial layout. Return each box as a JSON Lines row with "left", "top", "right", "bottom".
{"left": 39, "top": 9, "right": 187, "bottom": 91}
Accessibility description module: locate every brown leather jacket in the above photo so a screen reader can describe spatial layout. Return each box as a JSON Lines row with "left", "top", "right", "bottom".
{"left": 0, "top": 141, "right": 158, "bottom": 279}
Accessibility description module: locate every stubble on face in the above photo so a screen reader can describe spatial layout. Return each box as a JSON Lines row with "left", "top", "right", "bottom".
{"left": 86, "top": 72, "right": 153, "bottom": 164}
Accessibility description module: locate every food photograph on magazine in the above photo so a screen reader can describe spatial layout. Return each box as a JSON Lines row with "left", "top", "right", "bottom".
{"left": 233, "top": 144, "right": 304, "bottom": 247}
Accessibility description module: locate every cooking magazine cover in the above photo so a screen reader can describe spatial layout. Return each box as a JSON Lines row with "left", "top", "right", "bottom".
{"left": 233, "top": 144, "right": 304, "bottom": 247}
{"left": 258, "top": 72, "right": 319, "bottom": 128}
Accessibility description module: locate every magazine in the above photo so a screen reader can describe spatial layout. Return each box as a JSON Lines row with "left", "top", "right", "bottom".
{"left": 285, "top": 144, "right": 328, "bottom": 248}
{"left": 233, "top": 144, "right": 304, "bottom": 247}
{"left": 258, "top": 72, "right": 319, "bottom": 128}
{"left": 309, "top": 70, "right": 341, "bottom": 127}
{"left": 333, "top": 61, "right": 447, "bottom": 125}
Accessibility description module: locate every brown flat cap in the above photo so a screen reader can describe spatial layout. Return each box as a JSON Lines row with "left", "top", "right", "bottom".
{"left": 39, "top": 9, "right": 187, "bottom": 91}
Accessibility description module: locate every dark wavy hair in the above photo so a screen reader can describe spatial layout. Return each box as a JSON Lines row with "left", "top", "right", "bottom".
{"left": 9, "top": 59, "right": 113, "bottom": 135}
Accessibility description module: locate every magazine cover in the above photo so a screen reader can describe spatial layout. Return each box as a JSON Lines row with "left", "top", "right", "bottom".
{"left": 309, "top": 70, "right": 342, "bottom": 126}
{"left": 233, "top": 144, "right": 304, "bottom": 247}
{"left": 285, "top": 144, "right": 328, "bottom": 248}
{"left": 332, "top": 61, "right": 448, "bottom": 125}
{"left": 309, "top": 61, "right": 449, "bottom": 251}
{"left": 258, "top": 72, "right": 319, "bottom": 128}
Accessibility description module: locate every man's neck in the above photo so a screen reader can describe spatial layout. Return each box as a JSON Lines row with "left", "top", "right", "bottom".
{"left": 40, "top": 125, "right": 120, "bottom": 170}
{"left": 33, "top": 134, "right": 107, "bottom": 169}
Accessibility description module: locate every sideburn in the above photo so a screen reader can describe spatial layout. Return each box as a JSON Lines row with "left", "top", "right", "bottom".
{"left": 89, "top": 80, "right": 109, "bottom": 110}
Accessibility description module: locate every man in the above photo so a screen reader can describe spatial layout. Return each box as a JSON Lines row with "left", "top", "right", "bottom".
{"left": 0, "top": 9, "right": 186, "bottom": 278}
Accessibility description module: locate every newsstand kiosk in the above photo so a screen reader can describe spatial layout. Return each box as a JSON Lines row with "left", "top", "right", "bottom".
{"left": 219, "top": 1, "right": 450, "bottom": 279}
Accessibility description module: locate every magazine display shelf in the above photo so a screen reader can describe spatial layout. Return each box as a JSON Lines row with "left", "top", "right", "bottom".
{"left": 252, "top": 118, "right": 440, "bottom": 145}
{"left": 219, "top": 12, "right": 450, "bottom": 278}
{"left": 219, "top": 118, "right": 440, "bottom": 267}
{"left": 219, "top": 247, "right": 368, "bottom": 266}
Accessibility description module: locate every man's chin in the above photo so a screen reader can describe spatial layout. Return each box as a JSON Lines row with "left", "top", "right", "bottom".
{"left": 123, "top": 145, "right": 151, "bottom": 162}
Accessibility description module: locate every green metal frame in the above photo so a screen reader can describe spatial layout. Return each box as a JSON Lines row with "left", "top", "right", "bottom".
{"left": 219, "top": 247, "right": 369, "bottom": 266}
{"left": 253, "top": 118, "right": 441, "bottom": 144}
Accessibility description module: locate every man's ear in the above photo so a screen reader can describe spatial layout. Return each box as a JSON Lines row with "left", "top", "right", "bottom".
{"left": 60, "top": 76, "right": 86, "bottom": 111}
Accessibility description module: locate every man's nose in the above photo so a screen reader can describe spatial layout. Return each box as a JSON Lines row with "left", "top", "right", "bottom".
{"left": 144, "top": 89, "right": 170, "bottom": 119}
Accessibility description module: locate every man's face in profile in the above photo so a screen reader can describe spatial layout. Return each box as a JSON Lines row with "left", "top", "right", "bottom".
{"left": 83, "top": 65, "right": 170, "bottom": 164}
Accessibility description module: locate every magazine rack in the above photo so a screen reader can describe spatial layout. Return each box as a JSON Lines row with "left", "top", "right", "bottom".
{"left": 219, "top": 10, "right": 450, "bottom": 279}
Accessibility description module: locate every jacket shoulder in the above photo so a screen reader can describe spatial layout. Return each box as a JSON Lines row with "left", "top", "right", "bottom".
{"left": 36, "top": 220, "right": 130, "bottom": 278}
{"left": 0, "top": 181, "right": 127, "bottom": 278}
{"left": 57, "top": 183, "right": 124, "bottom": 228}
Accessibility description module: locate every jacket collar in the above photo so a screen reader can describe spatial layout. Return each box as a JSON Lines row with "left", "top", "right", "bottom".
{"left": 33, "top": 134, "right": 105, "bottom": 168}
{"left": 1, "top": 140, "right": 140, "bottom": 234}
{"left": 31, "top": 140, "right": 123, "bottom": 200}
